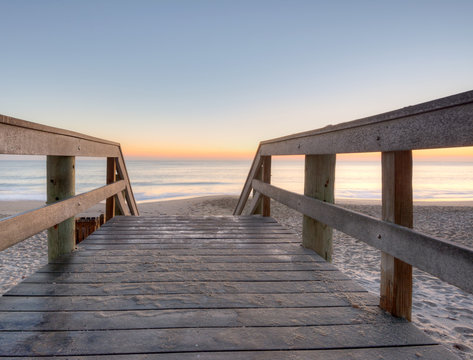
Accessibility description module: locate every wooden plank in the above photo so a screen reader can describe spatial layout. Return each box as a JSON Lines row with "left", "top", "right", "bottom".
{"left": 80, "top": 241, "right": 301, "bottom": 249}
{"left": 49, "top": 254, "right": 324, "bottom": 264}
{"left": 0, "top": 215, "right": 452, "bottom": 358}
{"left": 99, "top": 223, "right": 284, "bottom": 228}
{"left": 0, "top": 118, "right": 120, "bottom": 157}
{"left": 252, "top": 180, "right": 473, "bottom": 294}
{"left": 94, "top": 224, "right": 292, "bottom": 230}
{"left": 46, "top": 155, "right": 76, "bottom": 262}
{"left": 106, "top": 157, "right": 117, "bottom": 221}
{"left": 87, "top": 232, "right": 295, "bottom": 238}
{"left": 258, "top": 90, "right": 473, "bottom": 155}
{"left": 107, "top": 216, "right": 278, "bottom": 224}
{"left": 109, "top": 215, "right": 277, "bottom": 220}
{"left": 80, "top": 234, "right": 300, "bottom": 242}
{"left": 85, "top": 235, "right": 299, "bottom": 241}
{"left": 23, "top": 269, "right": 351, "bottom": 283}
{"left": 37, "top": 261, "right": 337, "bottom": 273}
{"left": 302, "top": 154, "right": 335, "bottom": 261}
{"left": 0, "top": 306, "right": 391, "bottom": 331}
{"left": 0, "top": 292, "right": 378, "bottom": 311}
{"left": 6, "top": 279, "right": 365, "bottom": 296}
{"left": 93, "top": 227, "right": 294, "bottom": 232}
{"left": 86, "top": 233, "right": 296, "bottom": 239}
{"left": 1, "top": 347, "right": 453, "bottom": 360}
{"left": 116, "top": 148, "right": 139, "bottom": 215}
{"left": 78, "top": 243, "right": 309, "bottom": 250}
{"left": 0, "top": 181, "right": 126, "bottom": 252}
{"left": 380, "top": 151, "right": 413, "bottom": 320}
{"left": 0, "top": 323, "right": 435, "bottom": 356}
{"left": 68, "top": 248, "right": 323, "bottom": 256}
{"left": 234, "top": 147, "right": 262, "bottom": 215}
{"left": 93, "top": 227, "right": 295, "bottom": 234}
{"left": 92, "top": 224, "right": 292, "bottom": 230}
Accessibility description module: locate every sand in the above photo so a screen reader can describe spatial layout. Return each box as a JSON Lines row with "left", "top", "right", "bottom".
{"left": 1, "top": 196, "right": 472, "bottom": 359}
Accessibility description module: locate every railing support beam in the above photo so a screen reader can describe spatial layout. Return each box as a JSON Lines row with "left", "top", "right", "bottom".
{"left": 253, "top": 165, "right": 263, "bottom": 215}
{"left": 380, "top": 151, "right": 413, "bottom": 321}
{"left": 262, "top": 156, "right": 272, "bottom": 217}
{"left": 302, "top": 154, "right": 336, "bottom": 261}
{"left": 106, "top": 157, "right": 117, "bottom": 221}
{"left": 47, "top": 156, "right": 75, "bottom": 262}
{"left": 253, "top": 156, "right": 271, "bottom": 216}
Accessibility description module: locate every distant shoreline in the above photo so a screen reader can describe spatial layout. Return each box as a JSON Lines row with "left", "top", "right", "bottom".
{"left": 1, "top": 196, "right": 472, "bottom": 219}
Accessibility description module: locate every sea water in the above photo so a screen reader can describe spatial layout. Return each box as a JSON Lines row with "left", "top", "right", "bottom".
{"left": 0, "top": 157, "right": 472, "bottom": 202}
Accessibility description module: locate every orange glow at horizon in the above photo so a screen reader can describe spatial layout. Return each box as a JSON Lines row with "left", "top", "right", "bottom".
{"left": 123, "top": 144, "right": 256, "bottom": 160}
{"left": 122, "top": 144, "right": 473, "bottom": 161}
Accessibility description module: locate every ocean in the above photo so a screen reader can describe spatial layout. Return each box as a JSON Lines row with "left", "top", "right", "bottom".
{"left": 0, "top": 157, "right": 472, "bottom": 203}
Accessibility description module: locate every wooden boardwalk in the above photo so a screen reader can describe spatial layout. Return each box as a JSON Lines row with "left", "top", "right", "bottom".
{"left": 0, "top": 216, "right": 456, "bottom": 359}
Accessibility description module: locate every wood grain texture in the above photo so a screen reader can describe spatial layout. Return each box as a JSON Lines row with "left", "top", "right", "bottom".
{"left": 106, "top": 157, "right": 117, "bottom": 221}
{"left": 46, "top": 155, "right": 76, "bottom": 262}
{"left": 0, "top": 181, "right": 126, "bottom": 252}
{"left": 380, "top": 151, "right": 413, "bottom": 320}
{"left": 302, "top": 154, "right": 335, "bottom": 261}
{"left": 0, "top": 115, "right": 120, "bottom": 157}
{"left": 0, "top": 347, "right": 454, "bottom": 360}
{"left": 0, "top": 216, "right": 455, "bottom": 358}
{"left": 262, "top": 155, "right": 272, "bottom": 216}
{"left": 259, "top": 90, "right": 473, "bottom": 155}
{"left": 252, "top": 180, "right": 473, "bottom": 294}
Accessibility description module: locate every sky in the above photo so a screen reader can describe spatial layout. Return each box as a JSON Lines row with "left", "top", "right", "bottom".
{"left": 1, "top": 0, "right": 472, "bottom": 159}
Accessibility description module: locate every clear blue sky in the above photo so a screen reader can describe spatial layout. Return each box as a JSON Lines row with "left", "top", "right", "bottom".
{"left": 1, "top": 0, "right": 472, "bottom": 158}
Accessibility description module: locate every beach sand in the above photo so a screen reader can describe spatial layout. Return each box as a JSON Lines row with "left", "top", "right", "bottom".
{"left": 1, "top": 196, "right": 472, "bottom": 359}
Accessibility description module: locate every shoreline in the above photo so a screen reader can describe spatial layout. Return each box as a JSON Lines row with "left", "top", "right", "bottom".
{"left": 0, "top": 195, "right": 472, "bottom": 359}
{"left": 1, "top": 196, "right": 473, "bottom": 218}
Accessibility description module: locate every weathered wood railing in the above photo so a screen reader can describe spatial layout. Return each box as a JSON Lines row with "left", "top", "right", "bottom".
{"left": 0, "top": 115, "right": 138, "bottom": 261}
{"left": 235, "top": 90, "right": 473, "bottom": 321}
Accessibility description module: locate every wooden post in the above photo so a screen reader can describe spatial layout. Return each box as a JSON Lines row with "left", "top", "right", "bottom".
{"left": 106, "top": 157, "right": 117, "bottom": 221}
{"left": 262, "top": 156, "right": 271, "bottom": 217}
{"left": 47, "top": 156, "right": 75, "bottom": 262}
{"left": 302, "top": 154, "right": 336, "bottom": 261}
{"left": 253, "top": 164, "right": 263, "bottom": 215}
{"left": 380, "top": 151, "right": 413, "bottom": 321}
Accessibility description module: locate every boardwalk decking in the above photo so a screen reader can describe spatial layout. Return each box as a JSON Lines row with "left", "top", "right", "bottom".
{"left": 0, "top": 216, "right": 456, "bottom": 359}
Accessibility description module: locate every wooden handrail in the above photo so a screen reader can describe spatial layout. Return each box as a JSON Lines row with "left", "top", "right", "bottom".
{"left": 235, "top": 89, "right": 473, "bottom": 320}
{"left": 234, "top": 147, "right": 262, "bottom": 215}
{"left": 117, "top": 148, "right": 139, "bottom": 215}
{"left": 259, "top": 90, "right": 473, "bottom": 155}
{"left": 0, "top": 180, "right": 126, "bottom": 252}
{"left": 252, "top": 179, "right": 473, "bottom": 294}
{"left": 236, "top": 90, "right": 473, "bottom": 214}
{"left": 0, "top": 115, "right": 120, "bottom": 145}
{"left": 0, "top": 115, "right": 120, "bottom": 157}
{"left": 0, "top": 115, "right": 139, "bottom": 256}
